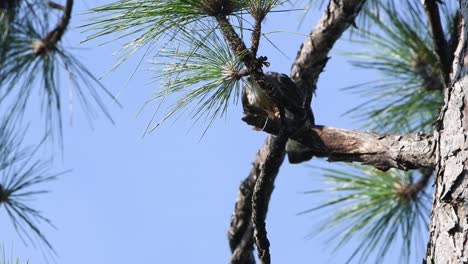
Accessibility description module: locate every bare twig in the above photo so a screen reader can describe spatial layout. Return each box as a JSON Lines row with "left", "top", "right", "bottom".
{"left": 48, "top": 1, "right": 65, "bottom": 11}
{"left": 422, "top": 0, "right": 451, "bottom": 86}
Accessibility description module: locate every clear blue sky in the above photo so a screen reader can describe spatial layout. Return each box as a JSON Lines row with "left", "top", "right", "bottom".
{"left": 1, "top": 1, "right": 424, "bottom": 263}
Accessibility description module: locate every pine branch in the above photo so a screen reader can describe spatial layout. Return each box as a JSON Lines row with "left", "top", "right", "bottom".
{"left": 147, "top": 29, "right": 243, "bottom": 132}
{"left": 242, "top": 114, "right": 435, "bottom": 171}
{"left": 215, "top": 15, "right": 253, "bottom": 60}
{"left": 250, "top": 19, "right": 262, "bottom": 57}
{"left": 252, "top": 132, "right": 287, "bottom": 264}
{"left": 229, "top": 180, "right": 255, "bottom": 264}
{"left": 248, "top": 0, "right": 280, "bottom": 57}
{"left": 343, "top": 3, "right": 446, "bottom": 133}
{"left": 291, "top": 0, "right": 367, "bottom": 109}
{"left": 228, "top": 136, "right": 285, "bottom": 264}
{"left": 302, "top": 165, "right": 432, "bottom": 263}
{"left": 422, "top": 0, "right": 451, "bottom": 86}
{"left": 48, "top": 1, "right": 65, "bottom": 11}
{"left": 229, "top": 1, "right": 369, "bottom": 262}
{"left": 215, "top": 14, "right": 304, "bottom": 118}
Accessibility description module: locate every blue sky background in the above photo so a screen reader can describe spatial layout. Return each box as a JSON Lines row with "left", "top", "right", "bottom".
{"left": 0, "top": 1, "right": 427, "bottom": 263}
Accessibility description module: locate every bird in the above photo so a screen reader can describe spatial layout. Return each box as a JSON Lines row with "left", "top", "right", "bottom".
{"left": 242, "top": 72, "right": 315, "bottom": 164}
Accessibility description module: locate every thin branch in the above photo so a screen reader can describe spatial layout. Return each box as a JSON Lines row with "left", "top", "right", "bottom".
{"left": 422, "top": 0, "right": 451, "bottom": 86}
{"left": 228, "top": 136, "right": 285, "bottom": 264}
{"left": 215, "top": 19, "right": 302, "bottom": 263}
{"left": 33, "top": 0, "right": 73, "bottom": 56}
{"left": 48, "top": 1, "right": 65, "bottom": 11}
{"left": 214, "top": 15, "right": 268, "bottom": 99}
{"left": 397, "top": 168, "right": 433, "bottom": 200}
{"left": 215, "top": 15, "right": 252, "bottom": 60}
{"left": 0, "top": 184, "right": 7, "bottom": 203}
{"left": 448, "top": 12, "right": 461, "bottom": 65}
{"left": 232, "top": 69, "right": 250, "bottom": 80}
{"left": 214, "top": 13, "right": 292, "bottom": 263}
{"left": 252, "top": 132, "right": 287, "bottom": 264}
{"left": 290, "top": 0, "right": 367, "bottom": 109}
{"left": 230, "top": 224, "right": 255, "bottom": 264}
{"left": 215, "top": 15, "right": 304, "bottom": 117}
{"left": 251, "top": 20, "right": 262, "bottom": 56}
{"left": 242, "top": 114, "right": 435, "bottom": 171}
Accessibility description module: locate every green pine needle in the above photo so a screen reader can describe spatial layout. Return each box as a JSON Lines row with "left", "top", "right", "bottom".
{"left": 146, "top": 28, "right": 243, "bottom": 133}
{"left": 246, "top": 0, "right": 281, "bottom": 20}
{"left": 300, "top": 165, "right": 431, "bottom": 264}
{"left": 343, "top": 2, "right": 449, "bottom": 133}
{"left": 83, "top": 0, "right": 208, "bottom": 41}
{"left": 83, "top": 0, "right": 229, "bottom": 67}
{"left": 83, "top": 0, "right": 290, "bottom": 133}
{"left": 81, "top": 0, "right": 268, "bottom": 73}
{"left": 0, "top": 120, "right": 66, "bottom": 259}
{"left": 0, "top": 10, "right": 117, "bottom": 139}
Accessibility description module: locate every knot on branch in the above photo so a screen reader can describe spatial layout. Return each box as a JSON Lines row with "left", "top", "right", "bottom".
{"left": 32, "top": 39, "right": 54, "bottom": 56}
{"left": 396, "top": 168, "right": 432, "bottom": 201}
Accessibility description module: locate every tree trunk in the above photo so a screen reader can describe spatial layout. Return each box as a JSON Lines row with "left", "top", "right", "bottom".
{"left": 425, "top": 1, "right": 468, "bottom": 262}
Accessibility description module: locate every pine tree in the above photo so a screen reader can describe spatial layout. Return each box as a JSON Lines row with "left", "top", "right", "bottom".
{"left": 1, "top": 0, "right": 467, "bottom": 263}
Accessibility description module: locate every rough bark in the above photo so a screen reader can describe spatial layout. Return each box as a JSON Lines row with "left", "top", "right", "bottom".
{"left": 290, "top": 0, "right": 366, "bottom": 107}
{"left": 425, "top": 1, "right": 468, "bottom": 262}
{"left": 251, "top": 132, "right": 288, "bottom": 264}
{"left": 228, "top": 136, "right": 285, "bottom": 264}
{"left": 243, "top": 114, "right": 435, "bottom": 171}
